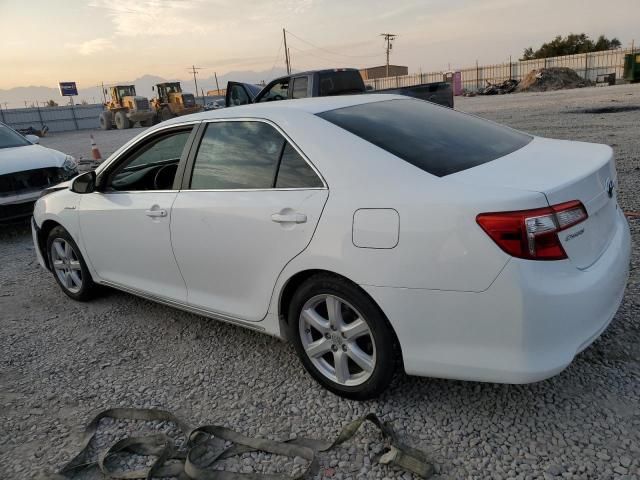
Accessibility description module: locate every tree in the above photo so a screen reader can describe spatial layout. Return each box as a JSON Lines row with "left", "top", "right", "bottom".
{"left": 521, "top": 33, "right": 621, "bottom": 60}
{"left": 45, "top": 99, "right": 58, "bottom": 107}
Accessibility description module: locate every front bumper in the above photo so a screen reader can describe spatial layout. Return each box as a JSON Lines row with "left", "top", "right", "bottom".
{"left": 363, "top": 209, "right": 631, "bottom": 384}
{"left": 0, "top": 191, "right": 41, "bottom": 221}
{"left": 31, "top": 217, "right": 48, "bottom": 269}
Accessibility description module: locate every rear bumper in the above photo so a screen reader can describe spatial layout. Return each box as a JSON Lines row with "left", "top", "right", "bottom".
{"left": 363, "top": 209, "right": 631, "bottom": 383}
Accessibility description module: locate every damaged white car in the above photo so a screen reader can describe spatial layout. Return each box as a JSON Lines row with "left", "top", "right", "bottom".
{"left": 0, "top": 122, "right": 77, "bottom": 221}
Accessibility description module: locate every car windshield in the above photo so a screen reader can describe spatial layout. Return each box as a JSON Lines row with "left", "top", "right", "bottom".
{"left": 317, "top": 99, "right": 532, "bottom": 177}
{"left": 0, "top": 123, "right": 31, "bottom": 149}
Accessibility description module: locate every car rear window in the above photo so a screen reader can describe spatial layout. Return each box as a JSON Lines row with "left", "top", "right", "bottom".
{"left": 317, "top": 99, "right": 532, "bottom": 177}
{"left": 318, "top": 71, "right": 365, "bottom": 96}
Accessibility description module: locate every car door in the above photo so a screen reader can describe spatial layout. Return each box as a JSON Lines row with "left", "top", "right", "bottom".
{"left": 78, "top": 124, "right": 198, "bottom": 302}
{"left": 170, "top": 119, "right": 328, "bottom": 321}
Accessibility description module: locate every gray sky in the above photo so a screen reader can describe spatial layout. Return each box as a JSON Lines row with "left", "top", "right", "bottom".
{"left": 1, "top": 0, "right": 638, "bottom": 89}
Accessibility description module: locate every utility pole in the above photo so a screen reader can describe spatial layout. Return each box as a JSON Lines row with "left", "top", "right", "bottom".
{"left": 214, "top": 72, "right": 220, "bottom": 94}
{"left": 283, "top": 28, "right": 291, "bottom": 74}
{"left": 188, "top": 65, "right": 204, "bottom": 104}
{"left": 380, "top": 33, "right": 397, "bottom": 77}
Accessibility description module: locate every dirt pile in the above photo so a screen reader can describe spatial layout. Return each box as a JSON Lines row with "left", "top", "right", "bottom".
{"left": 518, "top": 67, "right": 590, "bottom": 92}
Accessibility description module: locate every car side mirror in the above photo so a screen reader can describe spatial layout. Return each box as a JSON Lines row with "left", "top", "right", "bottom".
{"left": 71, "top": 171, "right": 96, "bottom": 194}
{"left": 25, "top": 134, "right": 40, "bottom": 144}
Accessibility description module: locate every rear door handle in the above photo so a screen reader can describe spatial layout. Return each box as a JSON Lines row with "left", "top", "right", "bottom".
{"left": 271, "top": 212, "right": 307, "bottom": 224}
{"left": 145, "top": 208, "right": 167, "bottom": 218}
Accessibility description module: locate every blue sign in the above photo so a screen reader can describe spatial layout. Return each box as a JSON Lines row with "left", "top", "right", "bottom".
{"left": 59, "top": 82, "right": 78, "bottom": 96}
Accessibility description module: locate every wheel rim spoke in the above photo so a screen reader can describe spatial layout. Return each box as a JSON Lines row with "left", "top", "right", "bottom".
{"left": 69, "top": 260, "right": 82, "bottom": 271}
{"left": 333, "top": 351, "right": 350, "bottom": 384}
{"left": 63, "top": 271, "right": 72, "bottom": 288}
{"left": 301, "top": 307, "right": 329, "bottom": 333}
{"left": 346, "top": 344, "right": 374, "bottom": 373}
{"left": 341, "top": 318, "right": 369, "bottom": 340}
{"left": 53, "top": 241, "right": 66, "bottom": 259}
{"left": 69, "top": 271, "right": 82, "bottom": 288}
{"left": 325, "top": 296, "right": 343, "bottom": 330}
{"left": 305, "top": 338, "right": 332, "bottom": 358}
{"left": 53, "top": 260, "right": 65, "bottom": 270}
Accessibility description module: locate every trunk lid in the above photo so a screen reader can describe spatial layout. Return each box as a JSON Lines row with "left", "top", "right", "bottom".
{"left": 450, "top": 136, "right": 618, "bottom": 269}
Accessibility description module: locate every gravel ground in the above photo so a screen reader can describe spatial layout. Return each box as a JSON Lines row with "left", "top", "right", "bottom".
{"left": 1, "top": 84, "right": 639, "bottom": 479}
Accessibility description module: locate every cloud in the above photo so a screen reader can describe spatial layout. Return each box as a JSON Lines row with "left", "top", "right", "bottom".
{"left": 88, "top": 0, "right": 315, "bottom": 37}
{"left": 70, "top": 38, "right": 115, "bottom": 56}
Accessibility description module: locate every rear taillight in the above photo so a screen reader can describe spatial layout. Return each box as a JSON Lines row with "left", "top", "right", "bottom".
{"left": 476, "top": 200, "right": 588, "bottom": 260}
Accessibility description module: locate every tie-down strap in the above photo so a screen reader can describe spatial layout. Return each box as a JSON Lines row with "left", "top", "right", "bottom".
{"left": 39, "top": 407, "right": 434, "bottom": 479}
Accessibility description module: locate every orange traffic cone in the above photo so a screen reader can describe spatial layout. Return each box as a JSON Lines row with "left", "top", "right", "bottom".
{"left": 90, "top": 135, "right": 102, "bottom": 162}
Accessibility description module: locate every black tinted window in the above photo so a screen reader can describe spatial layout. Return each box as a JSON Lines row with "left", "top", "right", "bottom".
{"left": 292, "top": 77, "right": 309, "bottom": 99}
{"left": 190, "top": 122, "right": 284, "bottom": 189}
{"left": 276, "top": 144, "right": 323, "bottom": 188}
{"left": 317, "top": 99, "right": 532, "bottom": 177}
{"left": 318, "top": 71, "right": 365, "bottom": 96}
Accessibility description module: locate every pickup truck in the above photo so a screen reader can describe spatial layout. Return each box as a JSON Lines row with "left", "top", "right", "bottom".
{"left": 225, "top": 68, "right": 453, "bottom": 109}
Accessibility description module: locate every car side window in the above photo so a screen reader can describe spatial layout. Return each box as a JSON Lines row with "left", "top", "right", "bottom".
{"left": 190, "top": 122, "right": 284, "bottom": 189}
{"left": 275, "top": 143, "right": 323, "bottom": 188}
{"left": 258, "top": 79, "right": 289, "bottom": 102}
{"left": 107, "top": 129, "right": 192, "bottom": 191}
{"left": 189, "top": 121, "right": 323, "bottom": 190}
{"left": 291, "top": 77, "right": 309, "bottom": 99}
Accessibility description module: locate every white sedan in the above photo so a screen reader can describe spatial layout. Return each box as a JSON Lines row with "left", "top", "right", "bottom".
{"left": 1, "top": 122, "right": 77, "bottom": 221}
{"left": 31, "top": 95, "right": 630, "bottom": 399}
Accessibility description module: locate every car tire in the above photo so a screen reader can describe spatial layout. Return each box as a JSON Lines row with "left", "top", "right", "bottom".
{"left": 288, "top": 274, "right": 397, "bottom": 400}
{"left": 46, "top": 226, "right": 96, "bottom": 301}
{"left": 114, "top": 111, "right": 130, "bottom": 130}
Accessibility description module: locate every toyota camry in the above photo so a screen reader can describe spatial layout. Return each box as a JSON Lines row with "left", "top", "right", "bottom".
{"left": 31, "top": 95, "right": 630, "bottom": 399}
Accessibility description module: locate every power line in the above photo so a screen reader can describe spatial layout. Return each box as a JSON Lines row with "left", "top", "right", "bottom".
{"left": 268, "top": 37, "right": 285, "bottom": 76}
{"left": 287, "top": 45, "right": 353, "bottom": 67}
{"left": 380, "top": 33, "right": 397, "bottom": 77}
{"left": 285, "top": 29, "right": 381, "bottom": 60}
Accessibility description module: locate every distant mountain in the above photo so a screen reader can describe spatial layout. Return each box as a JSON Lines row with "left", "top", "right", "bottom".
{"left": 0, "top": 68, "right": 290, "bottom": 109}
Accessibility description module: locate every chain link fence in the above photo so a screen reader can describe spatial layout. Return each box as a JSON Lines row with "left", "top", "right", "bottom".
{"left": 364, "top": 48, "right": 632, "bottom": 92}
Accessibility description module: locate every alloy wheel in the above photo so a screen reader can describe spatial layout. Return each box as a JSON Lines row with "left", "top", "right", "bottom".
{"left": 50, "top": 238, "right": 83, "bottom": 294}
{"left": 299, "top": 294, "right": 376, "bottom": 386}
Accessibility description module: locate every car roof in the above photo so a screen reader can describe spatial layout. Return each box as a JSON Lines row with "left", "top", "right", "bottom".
{"left": 270, "top": 68, "right": 360, "bottom": 81}
{"left": 156, "top": 94, "right": 406, "bottom": 129}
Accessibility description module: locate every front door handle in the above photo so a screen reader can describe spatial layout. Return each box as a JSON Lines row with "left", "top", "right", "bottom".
{"left": 145, "top": 208, "right": 167, "bottom": 218}
{"left": 271, "top": 212, "right": 307, "bottom": 224}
